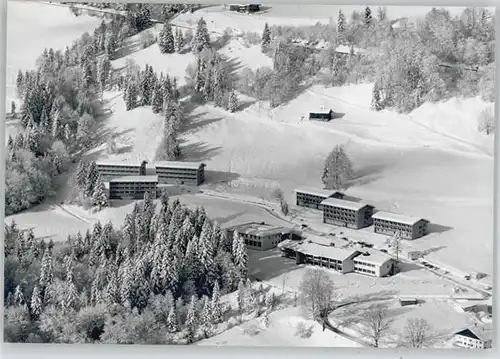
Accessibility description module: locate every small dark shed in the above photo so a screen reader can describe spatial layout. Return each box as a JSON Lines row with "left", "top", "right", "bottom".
{"left": 399, "top": 298, "right": 419, "bottom": 307}
{"left": 309, "top": 110, "right": 333, "bottom": 122}
{"left": 228, "top": 4, "right": 261, "bottom": 13}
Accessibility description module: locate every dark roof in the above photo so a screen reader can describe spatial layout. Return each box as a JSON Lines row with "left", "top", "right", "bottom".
{"left": 309, "top": 110, "right": 333, "bottom": 119}
{"left": 454, "top": 328, "right": 481, "bottom": 341}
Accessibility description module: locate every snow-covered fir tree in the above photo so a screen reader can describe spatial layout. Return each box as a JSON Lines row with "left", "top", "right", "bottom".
{"left": 185, "top": 295, "right": 198, "bottom": 343}
{"left": 158, "top": 22, "right": 175, "bottom": 54}
{"left": 191, "top": 17, "right": 211, "bottom": 53}
{"left": 261, "top": 22, "right": 271, "bottom": 53}
{"left": 337, "top": 10, "right": 346, "bottom": 42}
{"left": 30, "top": 286, "right": 43, "bottom": 319}
{"left": 228, "top": 89, "right": 239, "bottom": 113}
{"left": 166, "top": 305, "right": 178, "bottom": 332}
{"left": 125, "top": 80, "right": 138, "bottom": 111}
{"left": 92, "top": 176, "right": 109, "bottom": 210}
{"left": 175, "top": 28, "right": 185, "bottom": 53}
{"left": 371, "top": 82, "right": 383, "bottom": 111}
{"left": 364, "top": 6, "right": 373, "bottom": 28}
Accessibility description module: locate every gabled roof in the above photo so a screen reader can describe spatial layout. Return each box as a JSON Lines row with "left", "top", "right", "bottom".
{"left": 455, "top": 323, "right": 493, "bottom": 342}
{"left": 321, "top": 198, "right": 373, "bottom": 211}
{"left": 372, "top": 211, "right": 429, "bottom": 226}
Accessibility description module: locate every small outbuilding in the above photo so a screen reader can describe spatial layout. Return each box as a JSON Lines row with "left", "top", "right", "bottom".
{"left": 309, "top": 110, "right": 334, "bottom": 122}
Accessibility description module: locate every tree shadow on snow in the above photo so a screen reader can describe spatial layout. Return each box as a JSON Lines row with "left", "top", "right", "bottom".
{"left": 396, "top": 261, "right": 423, "bottom": 274}
{"left": 226, "top": 57, "right": 245, "bottom": 76}
{"left": 204, "top": 170, "right": 240, "bottom": 185}
{"left": 348, "top": 163, "right": 389, "bottom": 189}
{"left": 247, "top": 250, "right": 304, "bottom": 282}
{"left": 180, "top": 139, "right": 222, "bottom": 162}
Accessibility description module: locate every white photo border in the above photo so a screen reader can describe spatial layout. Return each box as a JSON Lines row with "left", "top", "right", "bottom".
{"left": 0, "top": 0, "right": 498, "bottom": 358}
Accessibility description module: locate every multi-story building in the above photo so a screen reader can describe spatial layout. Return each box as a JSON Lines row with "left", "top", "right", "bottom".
{"left": 108, "top": 176, "right": 158, "bottom": 200}
{"left": 352, "top": 250, "right": 395, "bottom": 277}
{"left": 372, "top": 211, "right": 429, "bottom": 240}
{"left": 278, "top": 234, "right": 394, "bottom": 277}
{"left": 224, "top": 222, "right": 290, "bottom": 251}
{"left": 320, "top": 198, "right": 375, "bottom": 229}
{"left": 294, "top": 187, "right": 345, "bottom": 210}
{"left": 453, "top": 323, "right": 492, "bottom": 349}
{"left": 154, "top": 161, "right": 206, "bottom": 186}
{"left": 96, "top": 160, "right": 146, "bottom": 180}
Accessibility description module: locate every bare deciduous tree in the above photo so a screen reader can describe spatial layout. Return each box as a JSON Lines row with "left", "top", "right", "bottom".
{"left": 478, "top": 107, "right": 495, "bottom": 135}
{"left": 299, "top": 269, "right": 336, "bottom": 319}
{"left": 402, "top": 318, "right": 434, "bottom": 348}
{"left": 387, "top": 231, "right": 402, "bottom": 261}
{"left": 363, "top": 303, "right": 394, "bottom": 347}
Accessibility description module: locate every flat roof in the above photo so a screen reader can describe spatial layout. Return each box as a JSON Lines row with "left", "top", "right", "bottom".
{"left": 109, "top": 175, "right": 158, "bottom": 183}
{"left": 96, "top": 159, "right": 143, "bottom": 167}
{"left": 294, "top": 187, "right": 344, "bottom": 198}
{"left": 154, "top": 161, "right": 205, "bottom": 170}
{"left": 279, "top": 238, "right": 360, "bottom": 262}
{"left": 320, "top": 198, "right": 373, "bottom": 211}
{"left": 353, "top": 249, "right": 393, "bottom": 266}
{"left": 372, "top": 211, "right": 429, "bottom": 226}
{"left": 225, "top": 222, "right": 290, "bottom": 237}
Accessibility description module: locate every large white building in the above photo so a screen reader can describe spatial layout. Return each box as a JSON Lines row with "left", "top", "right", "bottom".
{"left": 372, "top": 211, "right": 429, "bottom": 240}
{"left": 154, "top": 161, "right": 206, "bottom": 186}
{"left": 294, "top": 187, "right": 345, "bottom": 210}
{"left": 278, "top": 234, "right": 395, "bottom": 277}
{"left": 452, "top": 323, "right": 492, "bottom": 349}
{"left": 95, "top": 159, "right": 146, "bottom": 180}
{"left": 224, "top": 222, "right": 292, "bottom": 251}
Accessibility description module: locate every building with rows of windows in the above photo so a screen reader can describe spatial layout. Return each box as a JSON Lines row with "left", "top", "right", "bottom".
{"left": 154, "top": 161, "right": 206, "bottom": 186}
{"left": 321, "top": 198, "right": 375, "bottom": 229}
{"left": 224, "top": 222, "right": 292, "bottom": 251}
{"left": 452, "top": 323, "right": 492, "bottom": 349}
{"left": 95, "top": 160, "right": 147, "bottom": 180}
{"left": 294, "top": 187, "right": 345, "bottom": 210}
{"left": 278, "top": 234, "right": 394, "bottom": 277}
{"left": 372, "top": 211, "right": 429, "bottom": 240}
{"left": 108, "top": 176, "right": 158, "bottom": 200}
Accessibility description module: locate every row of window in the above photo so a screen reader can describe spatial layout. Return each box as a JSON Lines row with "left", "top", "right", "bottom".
{"left": 110, "top": 184, "right": 157, "bottom": 189}
{"left": 297, "top": 193, "right": 326, "bottom": 200}
{"left": 325, "top": 214, "right": 357, "bottom": 222}
{"left": 303, "top": 258, "right": 342, "bottom": 270}
{"left": 374, "top": 221, "right": 412, "bottom": 230}
{"left": 324, "top": 206, "right": 357, "bottom": 214}
{"left": 156, "top": 169, "right": 201, "bottom": 175}
{"left": 244, "top": 239, "right": 262, "bottom": 247}
{"left": 354, "top": 267, "right": 376, "bottom": 275}
{"left": 354, "top": 261, "right": 376, "bottom": 268}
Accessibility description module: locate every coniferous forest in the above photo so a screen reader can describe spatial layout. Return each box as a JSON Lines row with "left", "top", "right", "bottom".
{"left": 3, "top": 192, "right": 274, "bottom": 344}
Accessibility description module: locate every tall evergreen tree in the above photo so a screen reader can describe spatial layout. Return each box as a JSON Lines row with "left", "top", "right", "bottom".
{"left": 158, "top": 22, "right": 175, "bottom": 53}
{"left": 261, "top": 22, "right": 271, "bottom": 53}
{"left": 125, "top": 80, "right": 138, "bottom": 111}
{"left": 364, "top": 6, "right": 373, "bottom": 28}
{"left": 30, "top": 286, "right": 43, "bottom": 319}
{"left": 337, "top": 10, "right": 346, "bottom": 43}
{"left": 191, "top": 17, "right": 211, "bottom": 53}
{"left": 166, "top": 305, "right": 178, "bottom": 332}
{"left": 175, "top": 28, "right": 185, "bottom": 53}
{"left": 185, "top": 295, "right": 198, "bottom": 343}
{"left": 371, "top": 82, "right": 383, "bottom": 111}
{"left": 92, "top": 176, "right": 109, "bottom": 210}
{"left": 151, "top": 81, "right": 164, "bottom": 114}
{"left": 228, "top": 90, "right": 239, "bottom": 113}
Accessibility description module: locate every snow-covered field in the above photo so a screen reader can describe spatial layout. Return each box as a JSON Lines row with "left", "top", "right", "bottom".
{"left": 198, "top": 306, "right": 362, "bottom": 347}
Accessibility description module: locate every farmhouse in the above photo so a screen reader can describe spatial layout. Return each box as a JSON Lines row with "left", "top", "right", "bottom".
{"left": 225, "top": 222, "right": 291, "bottom": 250}
{"left": 96, "top": 160, "right": 147, "bottom": 180}
{"left": 154, "top": 161, "right": 206, "bottom": 186}
{"left": 227, "top": 4, "right": 261, "bottom": 13}
{"left": 108, "top": 176, "right": 158, "bottom": 200}
{"left": 309, "top": 109, "right": 334, "bottom": 122}
{"left": 278, "top": 235, "right": 394, "bottom": 277}
{"left": 321, "top": 198, "right": 375, "bottom": 229}
{"left": 452, "top": 323, "right": 492, "bottom": 349}
{"left": 294, "top": 187, "right": 345, "bottom": 210}
{"left": 372, "top": 211, "right": 429, "bottom": 240}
